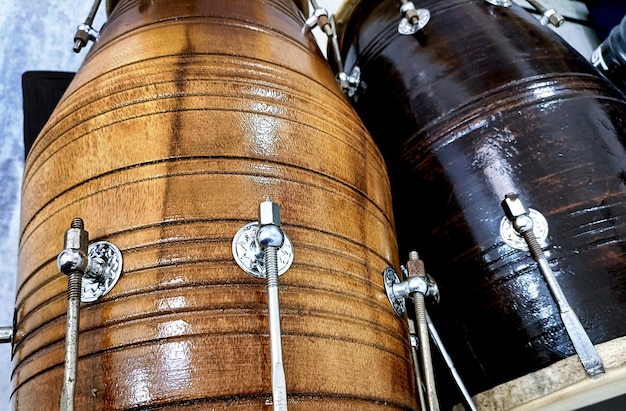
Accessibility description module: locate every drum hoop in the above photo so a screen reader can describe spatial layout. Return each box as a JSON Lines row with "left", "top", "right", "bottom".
{"left": 466, "top": 336, "right": 626, "bottom": 411}
{"left": 107, "top": 0, "right": 309, "bottom": 19}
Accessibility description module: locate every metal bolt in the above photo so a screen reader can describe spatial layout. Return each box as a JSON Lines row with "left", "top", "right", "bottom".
{"left": 73, "top": 0, "right": 102, "bottom": 53}
{"left": 0, "top": 326, "right": 12, "bottom": 344}
{"left": 526, "top": 0, "right": 565, "bottom": 27}
{"left": 259, "top": 198, "right": 281, "bottom": 227}
{"left": 501, "top": 193, "right": 535, "bottom": 234}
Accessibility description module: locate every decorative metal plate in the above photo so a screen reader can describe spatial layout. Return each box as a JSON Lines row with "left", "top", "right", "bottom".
{"left": 383, "top": 267, "right": 406, "bottom": 316}
{"left": 398, "top": 9, "right": 430, "bottom": 35}
{"left": 232, "top": 222, "right": 294, "bottom": 279}
{"left": 500, "top": 208, "right": 549, "bottom": 251}
{"left": 81, "top": 241, "right": 123, "bottom": 303}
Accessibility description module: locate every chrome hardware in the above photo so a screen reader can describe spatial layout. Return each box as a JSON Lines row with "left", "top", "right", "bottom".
{"left": 57, "top": 218, "right": 89, "bottom": 411}
{"left": 500, "top": 207, "right": 548, "bottom": 251}
{"left": 385, "top": 253, "right": 476, "bottom": 411}
{"left": 260, "top": 198, "right": 288, "bottom": 411}
{"left": 525, "top": 0, "right": 565, "bottom": 28}
{"left": 337, "top": 66, "right": 361, "bottom": 98}
{"left": 484, "top": 0, "right": 513, "bottom": 6}
{"left": 384, "top": 252, "right": 440, "bottom": 411}
{"left": 0, "top": 326, "right": 12, "bottom": 344}
{"left": 57, "top": 218, "right": 123, "bottom": 411}
{"left": 234, "top": 198, "right": 292, "bottom": 410}
{"left": 406, "top": 252, "right": 438, "bottom": 411}
{"left": 73, "top": 0, "right": 102, "bottom": 53}
{"left": 383, "top": 266, "right": 438, "bottom": 317}
{"left": 305, "top": 2, "right": 361, "bottom": 96}
{"left": 501, "top": 193, "right": 605, "bottom": 378}
{"left": 398, "top": 1, "right": 430, "bottom": 35}
{"left": 258, "top": 198, "right": 289, "bottom": 411}
{"left": 305, "top": 1, "right": 330, "bottom": 30}
{"left": 232, "top": 223, "right": 294, "bottom": 279}
{"left": 383, "top": 267, "right": 408, "bottom": 316}
{"left": 82, "top": 241, "right": 123, "bottom": 303}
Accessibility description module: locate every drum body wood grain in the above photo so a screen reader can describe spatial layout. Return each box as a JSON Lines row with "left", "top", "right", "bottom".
{"left": 335, "top": 0, "right": 626, "bottom": 408}
{"left": 13, "top": 0, "right": 417, "bottom": 409}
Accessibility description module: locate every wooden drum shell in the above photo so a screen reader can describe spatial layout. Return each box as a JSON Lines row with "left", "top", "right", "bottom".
{"left": 13, "top": 1, "right": 416, "bottom": 409}
{"left": 334, "top": 0, "right": 626, "bottom": 406}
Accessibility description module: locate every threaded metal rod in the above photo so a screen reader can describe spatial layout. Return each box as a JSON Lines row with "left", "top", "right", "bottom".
{"left": 412, "top": 292, "right": 439, "bottom": 411}
{"left": 521, "top": 230, "right": 604, "bottom": 377}
{"left": 407, "top": 251, "right": 439, "bottom": 411}
{"left": 265, "top": 245, "right": 288, "bottom": 410}
{"left": 60, "top": 270, "right": 83, "bottom": 411}
{"left": 58, "top": 217, "right": 88, "bottom": 411}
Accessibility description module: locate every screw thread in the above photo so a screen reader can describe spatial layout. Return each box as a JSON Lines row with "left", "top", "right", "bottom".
{"left": 67, "top": 271, "right": 83, "bottom": 301}
{"left": 265, "top": 247, "right": 279, "bottom": 288}
{"left": 522, "top": 230, "right": 544, "bottom": 261}
{"left": 70, "top": 218, "right": 84, "bottom": 230}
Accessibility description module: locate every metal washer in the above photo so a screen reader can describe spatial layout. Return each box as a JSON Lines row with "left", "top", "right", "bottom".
{"left": 500, "top": 208, "right": 549, "bottom": 251}
{"left": 82, "top": 241, "right": 123, "bottom": 303}
{"left": 232, "top": 222, "right": 294, "bottom": 279}
{"left": 398, "top": 8, "right": 430, "bottom": 35}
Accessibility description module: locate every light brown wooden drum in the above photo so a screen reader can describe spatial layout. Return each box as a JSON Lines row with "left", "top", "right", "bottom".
{"left": 13, "top": 0, "right": 416, "bottom": 409}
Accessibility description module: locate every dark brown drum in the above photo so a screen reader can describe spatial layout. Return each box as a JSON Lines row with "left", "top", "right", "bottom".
{"left": 334, "top": 0, "right": 626, "bottom": 409}
{"left": 13, "top": 0, "right": 417, "bottom": 409}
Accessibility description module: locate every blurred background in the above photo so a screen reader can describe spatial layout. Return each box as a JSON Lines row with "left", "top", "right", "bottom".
{"left": 0, "top": 0, "right": 622, "bottom": 407}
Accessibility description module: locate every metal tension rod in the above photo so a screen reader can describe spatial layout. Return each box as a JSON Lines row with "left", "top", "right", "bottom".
{"left": 56, "top": 218, "right": 89, "bottom": 411}
{"left": 305, "top": 0, "right": 360, "bottom": 96}
{"left": 257, "top": 198, "right": 289, "bottom": 411}
{"left": 406, "top": 252, "right": 439, "bottom": 411}
{"left": 385, "top": 255, "right": 477, "bottom": 411}
{"left": 73, "top": 0, "right": 102, "bottom": 52}
{"left": 425, "top": 312, "right": 477, "bottom": 411}
{"left": 501, "top": 193, "right": 605, "bottom": 377}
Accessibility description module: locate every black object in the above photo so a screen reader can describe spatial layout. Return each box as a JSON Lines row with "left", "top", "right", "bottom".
{"left": 22, "top": 71, "right": 75, "bottom": 158}
{"left": 584, "top": 1, "right": 626, "bottom": 41}
{"left": 591, "top": 13, "right": 626, "bottom": 93}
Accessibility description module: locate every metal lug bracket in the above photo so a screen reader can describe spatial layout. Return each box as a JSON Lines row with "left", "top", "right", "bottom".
{"left": 500, "top": 208, "right": 549, "bottom": 250}
{"left": 232, "top": 222, "right": 294, "bottom": 279}
{"left": 337, "top": 66, "right": 361, "bottom": 97}
{"left": 383, "top": 267, "right": 407, "bottom": 316}
{"left": 81, "top": 241, "right": 123, "bottom": 303}
{"left": 398, "top": 4, "right": 430, "bottom": 35}
{"left": 384, "top": 266, "right": 439, "bottom": 316}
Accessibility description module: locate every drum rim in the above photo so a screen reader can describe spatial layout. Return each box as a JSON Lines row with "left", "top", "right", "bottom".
{"left": 465, "top": 336, "right": 626, "bottom": 411}
{"left": 107, "top": 0, "right": 310, "bottom": 18}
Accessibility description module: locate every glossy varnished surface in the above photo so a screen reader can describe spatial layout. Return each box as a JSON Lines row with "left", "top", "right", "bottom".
{"left": 14, "top": 0, "right": 416, "bottom": 409}
{"left": 337, "top": 0, "right": 626, "bottom": 402}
